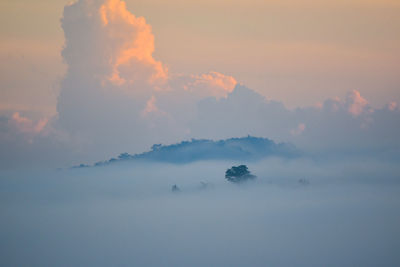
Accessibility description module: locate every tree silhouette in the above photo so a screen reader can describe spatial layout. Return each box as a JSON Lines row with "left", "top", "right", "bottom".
{"left": 225, "top": 165, "right": 256, "bottom": 183}
{"left": 171, "top": 184, "right": 180, "bottom": 193}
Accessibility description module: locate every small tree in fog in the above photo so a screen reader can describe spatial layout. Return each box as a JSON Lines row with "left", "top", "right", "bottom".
{"left": 225, "top": 165, "right": 256, "bottom": 183}
{"left": 171, "top": 184, "right": 180, "bottom": 193}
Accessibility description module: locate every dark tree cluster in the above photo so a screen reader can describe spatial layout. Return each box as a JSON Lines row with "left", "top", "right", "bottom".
{"left": 171, "top": 184, "right": 180, "bottom": 193}
{"left": 225, "top": 165, "right": 256, "bottom": 183}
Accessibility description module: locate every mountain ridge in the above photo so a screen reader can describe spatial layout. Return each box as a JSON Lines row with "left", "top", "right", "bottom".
{"left": 73, "top": 136, "right": 299, "bottom": 168}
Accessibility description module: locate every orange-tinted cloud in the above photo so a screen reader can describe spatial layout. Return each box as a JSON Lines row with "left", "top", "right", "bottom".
{"left": 9, "top": 112, "right": 48, "bottom": 135}
{"left": 182, "top": 71, "right": 237, "bottom": 99}
{"left": 61, "top": 0, "right": 238, "bottom": 99}
{"left": 99, "top": 0, "right": 168, "bottom": 86}
{"left": 62, "top": 0, "right": 167, "bottom": 91}
{"left": 346, "top": 90, "right": 369, "bottom": 117}
{"left": 323, "top": 90, "right": 371, "bottom": 117}
{"left": 141, "top": 95, "right": 168, "bottom": 118}
{"left": 58, "top": 0, "right": 240, "bottom": 156}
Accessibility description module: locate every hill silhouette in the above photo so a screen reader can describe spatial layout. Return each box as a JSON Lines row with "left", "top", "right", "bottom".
{"left": 74, "top": 136, "right": 299, "bottom": 168}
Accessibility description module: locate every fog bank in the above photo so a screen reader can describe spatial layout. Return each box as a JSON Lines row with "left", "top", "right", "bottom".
{"left": 1, "top": 158, "right": 399, "bottom": 266}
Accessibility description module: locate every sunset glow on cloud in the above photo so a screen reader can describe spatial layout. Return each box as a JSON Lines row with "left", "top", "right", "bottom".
{"left": 61, "top": 0, "right": 238, "bottom": 98}
{"left": 346, "top": 90, "right": 369, "bottom": 117}
{"left": 100, "top": 0, "right": 168, "bottom": 86}
{"left": 62, "top": 0, "right": 167, "bottom": 90}
{"left": 9, "top": 112, "right": 48, "bottom": 135}
{"left": 188, "top": 72, "right": 237, "bottom": 99}
{"left": 0, "top": 0, "right": 399, "bottom": 168}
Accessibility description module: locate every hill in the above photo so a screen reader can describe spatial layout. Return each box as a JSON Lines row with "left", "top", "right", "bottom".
{"left": 74, "top": 136, "right": 299, "bottom": 168}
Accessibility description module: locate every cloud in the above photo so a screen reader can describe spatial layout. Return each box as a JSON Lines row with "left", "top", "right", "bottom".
{"left": 321, "top": 90, "right": 371, "bottom": 117}
{"left": 56, "top": 0, "right": 242, "bottom": 159}
{"left": 99, "top": 0, "right": 168, "bottom": 87}
{"left": 1, "top": 0, "right": 400, "bottom": 169}
{"left": 185, "top": 71, "right": 237, "bottom": 99}
{"left": 291, "top": 123, "right": 306, "bottom": 136}
{"left": 0, "top": 113, "right": 77, "bottom": 169}
{"left": 9, "top": 112, "right": 48, "bottom": 136}
{"left": 191, "top": 84, "right": 400, "bottom": 154}
{"left": 60, "top": 0, "right": 234, "bottom": 97}
{"left": 62, "top": 0, "right": 167, "bottom": 90}
{"left": 141, "top": 95, "right": 169, "bottom": 119}
{"left": 387, "top": 101, "right": 398, "bottom": 111}
{"left": 142, "top": 95, "right": 159, "bottom": 115}
{"left": 345, "top": 90, "right": 369, "bottom": 117}
{"left": 58, "top": 0, "right": 175, "bottom": 158}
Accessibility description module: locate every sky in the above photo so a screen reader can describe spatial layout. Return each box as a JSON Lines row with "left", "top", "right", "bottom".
{"left": 0, "top": 0, "right": 399, "bottom": 169}
{"left": 1, "top": 0, "right": 399, "bottom": 117}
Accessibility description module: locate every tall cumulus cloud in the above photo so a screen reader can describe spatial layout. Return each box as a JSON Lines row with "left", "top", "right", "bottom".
{"left": 56, "top": 0, "right": 237, "bottom": 161}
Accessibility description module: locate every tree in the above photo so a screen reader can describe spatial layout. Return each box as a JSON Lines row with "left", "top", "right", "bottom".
{"left": 118, "top": 152, "right": 132, "bottom": 160}
{"left": 171, "top": 184, "right": 180, "bottom": 193}
{"left": 225, "top": 165, "right": 256, "bottom": 183}
{"left": 151, "top": 144, "right": 162, "bottom": 151}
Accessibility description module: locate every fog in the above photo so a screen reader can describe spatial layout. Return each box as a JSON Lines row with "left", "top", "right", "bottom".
{"left": 1, "top": 157, "right": 399, "bottom": 266}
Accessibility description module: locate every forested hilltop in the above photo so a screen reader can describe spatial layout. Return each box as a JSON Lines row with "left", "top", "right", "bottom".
{"left": 74, "top": 136, "right": 299, "bottom": 168}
